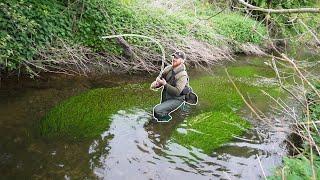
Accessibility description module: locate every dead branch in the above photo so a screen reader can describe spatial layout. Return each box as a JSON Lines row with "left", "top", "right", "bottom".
{"left": 237, "top": 0, "right": 320, "bottom": 14}
{"left": 99, "top": 6, "right": 137, "bottom": 60}
{"left": 225, "top": 68, "right": 265, "bottom": 121}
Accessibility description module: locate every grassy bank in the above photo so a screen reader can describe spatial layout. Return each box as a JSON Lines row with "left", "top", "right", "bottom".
{"left": 1, "top": 0, "right": 267, "bottom": 76}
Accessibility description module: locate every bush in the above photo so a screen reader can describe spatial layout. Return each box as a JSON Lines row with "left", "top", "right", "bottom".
{"left": 268, "top": 155, "right": 320, "bottom": 180}
{"left": 75, "top": 0, "right": 137, "bottom": 54}
{"left": 0, "top": 0, "right": 72, "bottom": 71}
{"left": 213, "top": 13, "right": 267, "bottom": 44}
{"left": 269, "top": 82, "right": 320, "bottom": 179}
{"left": 0, "top": 0, "right": 268, "bottom": 75}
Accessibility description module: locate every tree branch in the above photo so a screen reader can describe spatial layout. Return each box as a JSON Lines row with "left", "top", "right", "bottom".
{"left": 237, "top": 0, "right": 320, "bottom": 14}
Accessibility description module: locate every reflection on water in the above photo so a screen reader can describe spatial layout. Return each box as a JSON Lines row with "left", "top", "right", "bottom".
{"left": 89, "top": 108, "right": 289, "bottom": 179}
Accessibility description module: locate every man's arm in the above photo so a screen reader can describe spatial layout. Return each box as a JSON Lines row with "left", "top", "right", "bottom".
{"left": 151, "top": 65, "right": 172, "bottom": 89}
{"left": 164, "top": 75, "right": 188, "bottom": 96}
{"left": 157, "top": 65, "right": 172, "bottom": 79}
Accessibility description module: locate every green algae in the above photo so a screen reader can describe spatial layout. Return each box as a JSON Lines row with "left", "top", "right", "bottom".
{"left": 216, "top": 65, "right": 276, "bottom": 78}
{"left": 171, "top": 63, "right": 282, "bottom": 154}
{"left": 39, "top": 83, "right": 159, "bottom": 139}
{"left": 228, "top": 66, "right": 261, "bottom": 78}
{"left": 173, "top": 111, "right": 251, "bottom": 154}
{"left": 40, "top": 59, "right": 283, "bottom": 155}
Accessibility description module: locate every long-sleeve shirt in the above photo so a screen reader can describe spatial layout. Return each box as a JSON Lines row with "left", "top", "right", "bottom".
{"left": 158, "top": 64, "right": 188, "bottom": 101}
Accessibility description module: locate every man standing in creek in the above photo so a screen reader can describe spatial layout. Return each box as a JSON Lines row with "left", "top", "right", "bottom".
{"left": 150, "top": 51, "right": 197, "bottom": 122}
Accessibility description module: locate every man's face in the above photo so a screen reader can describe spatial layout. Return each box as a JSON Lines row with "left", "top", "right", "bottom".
{"left": 172, "top": 56, "right": 183, "bottom": 68}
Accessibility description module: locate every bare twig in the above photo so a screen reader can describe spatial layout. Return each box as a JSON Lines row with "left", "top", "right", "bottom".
{"left": 256, "top": 154, "right": 267, "bottom": 180}
{"left": 237, "top": 0, "right": 320, "bottom": 14}
{"left": 225, "top": 68, "right": 264, "bottom": 121}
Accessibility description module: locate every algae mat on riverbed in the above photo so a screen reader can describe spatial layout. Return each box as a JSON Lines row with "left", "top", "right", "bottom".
{"left": 39, "top": 84, "right": 159, "bottom": 139}
{"left": 39, "top": 63, "right": 281, "bottom": 153}
{"left": 172, "top": 74, "right": 280, "bottom": 154}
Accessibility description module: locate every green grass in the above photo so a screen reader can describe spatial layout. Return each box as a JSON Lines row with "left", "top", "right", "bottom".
{"left": 212, "top": 13, "right": 267, "bottom": 44}
{"left": 268, "top": 155, "right": 320, "bottom": 180}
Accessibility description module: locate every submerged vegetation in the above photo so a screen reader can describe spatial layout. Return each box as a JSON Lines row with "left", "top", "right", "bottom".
{"left": 2, "top": 0, "right": 320, "bottom": 178}
{"left": 172, "top": 62, "right": 281, "bottom": 153}
{"left": 40, "top": 58, "right": 282, "bottom": 155}
{"left": 39, "top": 84, "right": 159, "bottom": 139}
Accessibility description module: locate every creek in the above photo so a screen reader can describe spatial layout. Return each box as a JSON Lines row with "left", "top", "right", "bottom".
{"left": 0, "top": 55, "right": 300, "bottom": 179}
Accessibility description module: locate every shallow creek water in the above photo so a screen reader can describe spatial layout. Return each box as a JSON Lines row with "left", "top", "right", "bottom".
{"left": 0, "top": 56, "right": 297, "bottom": 179}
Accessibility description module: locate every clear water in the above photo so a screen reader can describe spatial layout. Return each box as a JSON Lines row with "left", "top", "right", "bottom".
{"left": 0, "top": 56, "right": 293, "bottom": 179}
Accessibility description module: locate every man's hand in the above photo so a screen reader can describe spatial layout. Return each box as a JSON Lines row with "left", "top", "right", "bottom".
{"left": 150, "top": 81, "right": 161, "bottom": 89}
{"left": 156, "top": 77, "right": 167, "bottom": 86}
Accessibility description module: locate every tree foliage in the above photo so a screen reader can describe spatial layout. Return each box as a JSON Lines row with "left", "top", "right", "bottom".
{"left": 249, "top": 0, "right": 317, "bottom": 8}
{"left": 0, "top": 0, "right": 72, "bottom": 71}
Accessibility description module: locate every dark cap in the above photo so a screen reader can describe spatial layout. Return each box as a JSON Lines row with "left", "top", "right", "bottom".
{"left": 172, "top": 51, "right": 186, "bottom": 60}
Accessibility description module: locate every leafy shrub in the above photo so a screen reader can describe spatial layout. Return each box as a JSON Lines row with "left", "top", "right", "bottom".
{"left": 213, "top": 13, "right": 267, "bottom": 44}
{"left": 269, "top": 82, "right": 320, "bottom": 179}
{"left": 75, "top": 0, "right": 137, "bottom": 54}
{"left": 248, "top": 0, "right": 320, "bottom": 43}
{"left": 250, "top": 0, "right": 317, "bottom": 9}
{"left": 0, "top": 0, "right": 72, "bottom": 70}
{"left": 306, "top": 82, "right": 320, "bottom": 121}
{"left": 0, "top": 0, "right": 268, "bottom": 75}
{"left": 268, "top": 155, "right": 320, "bottom": 180}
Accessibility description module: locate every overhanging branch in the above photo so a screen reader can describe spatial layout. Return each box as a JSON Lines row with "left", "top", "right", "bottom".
{"left": 238, "top": 0, "right": 320, "bottom": 14}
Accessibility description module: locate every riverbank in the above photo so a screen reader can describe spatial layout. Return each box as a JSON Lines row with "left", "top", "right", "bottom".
{"left": 268, "top": 82, "right": 320, "bottom": 179}
{"left": 1, "top": 0, "right": 267, "bottom": 78}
